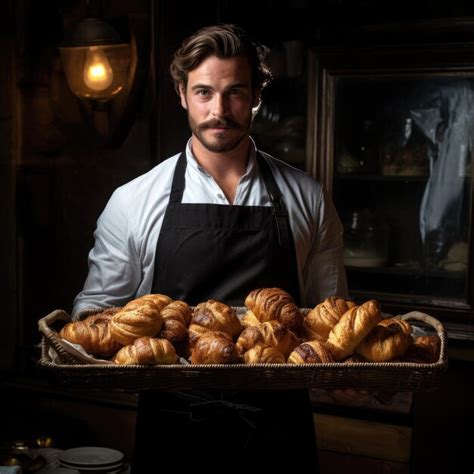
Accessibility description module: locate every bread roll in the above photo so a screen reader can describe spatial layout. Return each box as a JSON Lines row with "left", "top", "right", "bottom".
{"left": 59, "top": 320, "right": 122, "bottom": 356}
{"left": 110, "top": 301, "right": 164, "bottom": 346}
{"left": 188, "top": 300, "right": 242, "bottom": 347}
{"left": 303, "top": 297, "right": 356, "bottom": 342}
{"left": 356, "top": 318, "right": 413, "bottom": 362}
{"left": 159, "top": 300, "right": 192, "bottom": 343}
{"left": 243, "top": 343, "right": 286, "bottom": 364}
{"left": 287, "top": 340, "right": 334, "bottom": 364}
{"left": 402, "top": 334, "right": 441, "bottom": 363}
{"left": 235, "top": 320, "right": 300, "bottom": 357}
{"left": 245, "top": 288, "right": 303, "bottom": 331}
{"left": 113, "top": 337, "right": 178, "bottom": 365}
{"left": 190, "top": 331, "right": 240, "bottom": 364}
{"left": 326, "top": 300, "right": 383, "bottom": 361}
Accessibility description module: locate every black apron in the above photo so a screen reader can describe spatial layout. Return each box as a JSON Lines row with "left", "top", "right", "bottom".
{"left": 132, "top": 151, "right": 318, "bottom": 473}
{"left": 151, "top": 151, "right": 300, "bottom": 305}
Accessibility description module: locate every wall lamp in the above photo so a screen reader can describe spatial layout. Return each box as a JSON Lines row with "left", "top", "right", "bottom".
{"left": 59, "top": 16, "right": 137, "bottom": 144}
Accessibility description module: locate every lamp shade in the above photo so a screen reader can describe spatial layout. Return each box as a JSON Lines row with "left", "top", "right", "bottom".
{"left": 60, "top": 18, "right": 131, "bottom": 101}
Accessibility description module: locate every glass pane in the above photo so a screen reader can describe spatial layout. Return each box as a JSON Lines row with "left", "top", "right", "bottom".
{"left": 333, "top": 77, "right": 472, "bottom": 304}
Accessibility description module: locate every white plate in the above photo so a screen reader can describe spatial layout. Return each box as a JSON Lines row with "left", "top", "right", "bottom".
{"left": 59, "top": 461, "right": 123, "bottom": 472}
{"left": 58, "top": 447, "right": 124, "bottom": 467}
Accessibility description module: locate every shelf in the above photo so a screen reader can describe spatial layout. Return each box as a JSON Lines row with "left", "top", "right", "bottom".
{"left": 345, "top": 265, "right": 466, "bottom": 279}
{"left": 335, "top": 174, "right": 428, "bottom": 182}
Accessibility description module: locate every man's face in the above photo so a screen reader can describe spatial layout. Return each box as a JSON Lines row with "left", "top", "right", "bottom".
{"left": 179, "top": 55, "right": 260, "bottom": 153}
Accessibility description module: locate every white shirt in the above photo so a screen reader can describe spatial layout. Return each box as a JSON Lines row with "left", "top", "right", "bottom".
{"left": 72, "top": 139, "right": 347, "bottom": 318}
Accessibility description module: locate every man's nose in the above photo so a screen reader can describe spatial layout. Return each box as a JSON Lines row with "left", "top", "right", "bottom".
{"left": 211, "top": 94, "right": 228, "bottom": 117}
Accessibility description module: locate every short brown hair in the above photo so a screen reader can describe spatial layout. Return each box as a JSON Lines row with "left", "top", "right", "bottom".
{"left": 170, "top": 24, "right": 272, "bottom": 94}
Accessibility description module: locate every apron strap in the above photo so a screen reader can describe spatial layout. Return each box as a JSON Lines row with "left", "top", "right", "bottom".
{"left": 256, "top": 152, "right": 291, "bottom": 246}
{"left": 169, "top": 152, "right": 187, "bottom": 203}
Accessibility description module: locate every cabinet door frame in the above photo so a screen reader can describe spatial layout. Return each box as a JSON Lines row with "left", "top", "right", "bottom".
{"left": 306, "top": 42, "right": 474, "bottom": 324}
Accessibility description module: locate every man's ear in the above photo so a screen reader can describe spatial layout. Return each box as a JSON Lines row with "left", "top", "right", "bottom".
{"left": 179, "top": 83, "right": 187, "bottom": 109}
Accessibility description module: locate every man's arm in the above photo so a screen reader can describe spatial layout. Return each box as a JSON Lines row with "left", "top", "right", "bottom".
{"left": 72, "top": 189, "right": 141, "bottom": 319}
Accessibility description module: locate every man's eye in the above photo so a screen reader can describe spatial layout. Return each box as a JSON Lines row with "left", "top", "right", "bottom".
{"left": 197, "top": 90, "right": 210, "bottom": 96}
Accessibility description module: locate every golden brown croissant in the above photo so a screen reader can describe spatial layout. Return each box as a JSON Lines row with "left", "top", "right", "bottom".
{"left": 356, "top": 318, "right": 413, "bottom": 362}
{"left": 235, "top": 320, "right": 300, "bottom": 358}
{"left": 188, "top": 300, "right": 242, "bottom": 348}
{"left": 83, "top": 307, "right": 123, "bottom": 325}
{"left": 240, "top": 310, "right": 261, "bottom": 328}
{"left": 130, "top": 293, "right": 173, "bottom": 312}
{"left": 110, "top": 302, "right": 164, "bottom": 346}
{"left": 245, "top": 288, "right": 303, "bottom": 331}
{"left": 59, "top": 320, "right": 122, "bottom": 356}
{"left": 243, "top": 343, "right": 286, "bottom": 364}
{"left": 287, "top": 340, "right": 334, "bottom": 364}
{"left": 303, "top": 297, "right": 356, "bottom": 342}
{"left": 401, "top": 334, "right": 441, "bottom": 363}
{"left": 113, "top": 337, "right": 178, "bottom": 365}
{"left": 159, "top": 300, "right": 192, "bottom": 343}
{"left": 190, "top": 331, "right": 240, "bottom": 364}
{"left": 326, "top": 300, "right": 383, "bottom": 361}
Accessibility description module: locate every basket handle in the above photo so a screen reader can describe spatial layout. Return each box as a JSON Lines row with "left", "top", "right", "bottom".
{"left": 398, "top": 311, "right": 445, "bottom": 336}
{"left": 399, "top": 310, "right": 447, "bottom": 363}
{"left": 38, "top": 309, "right": 71, "bottom": 337}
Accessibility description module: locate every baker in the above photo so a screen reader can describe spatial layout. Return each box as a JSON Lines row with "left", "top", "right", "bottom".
{"left": 73, "top": 24, "right": 348, "bottom": 473}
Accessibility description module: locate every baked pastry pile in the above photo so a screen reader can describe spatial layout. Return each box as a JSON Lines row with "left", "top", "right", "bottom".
{"left": 58, "top": 288, "right": 440, "bottom": 366}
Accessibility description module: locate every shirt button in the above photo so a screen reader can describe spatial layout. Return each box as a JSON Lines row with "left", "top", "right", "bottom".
{"left": 217, "top": 193, "right": 225, "bottom": 200}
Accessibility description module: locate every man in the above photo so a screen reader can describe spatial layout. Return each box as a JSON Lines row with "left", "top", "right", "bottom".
{"left": 73, "top": 24, "right": 348, "bottom": 472}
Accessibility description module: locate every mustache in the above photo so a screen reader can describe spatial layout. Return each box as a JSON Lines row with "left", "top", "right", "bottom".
{"left": 199, "top": 118, "right": 239, "bottom": 130}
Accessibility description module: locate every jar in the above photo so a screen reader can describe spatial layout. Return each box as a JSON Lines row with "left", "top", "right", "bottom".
{"left": 343, "top": 209, "right": 389, "bottom": 267}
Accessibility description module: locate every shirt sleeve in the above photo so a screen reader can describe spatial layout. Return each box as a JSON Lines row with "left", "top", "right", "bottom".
{"left": 302, "top": 187, "right": 348, "bottom": 306}
{"left": 72, "top": 188, "right": 141, "bottom": 319}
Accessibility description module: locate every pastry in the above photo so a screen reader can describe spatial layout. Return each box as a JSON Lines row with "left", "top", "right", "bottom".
{"left": 113, "top": 336, "right": 178, "bottom": 365}
{"left": 326, "top": 300, "right": 383, "bottom": 361}
{"left": 235, "top": 320, "right": 300, "bottom": 357}
{"left": 356, "top": 317, "right": 413, "bottom": 362}
{"left": 244, "top": 287, "right": 303, "bottom": 330}
{"left": 190, "top": 331, "right": 240, "bottom": 364}
{"left": 243, "top": 343, "right": 286, "bottom": 364}
{"left": 402, "top": 334, "right": 441, "bottom": 363}
{"left": 188, "top": 300, "right": 242, "bottom": 347}
{"left": 159, "top": 300, "right": 192, "bottom": 343}
{"left": 287, "top": 340, "right": 334, "bottom": 364}
{"left": 303, "top": 296, "right": 356, "bottom": 342}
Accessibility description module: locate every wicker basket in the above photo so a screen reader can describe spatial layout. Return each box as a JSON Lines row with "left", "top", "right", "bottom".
{"left": 37, "top": 308, "right": 448, "bottom": 392}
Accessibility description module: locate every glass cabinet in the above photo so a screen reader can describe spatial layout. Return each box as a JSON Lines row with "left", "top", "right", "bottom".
{"left": 307, "top": 42, "right": 474, "bottom": 332}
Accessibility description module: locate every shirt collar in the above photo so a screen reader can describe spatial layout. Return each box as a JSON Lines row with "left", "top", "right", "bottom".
{"left": 184, "top": 137, "right": 257, "bottom": 178}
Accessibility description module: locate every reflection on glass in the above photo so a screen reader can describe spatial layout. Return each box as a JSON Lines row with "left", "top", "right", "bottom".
{"left": 334, "top": 78, "right": 472, "bottom": 303}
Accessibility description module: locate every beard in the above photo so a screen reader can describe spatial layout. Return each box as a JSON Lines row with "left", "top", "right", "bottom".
{"left": 187, "top": 113, "right": 253, "bottom": 153}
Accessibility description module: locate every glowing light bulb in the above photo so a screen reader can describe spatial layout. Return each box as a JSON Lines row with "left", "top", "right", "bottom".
{"left": 83, "top": 46, "right": 113, "bottom": 91}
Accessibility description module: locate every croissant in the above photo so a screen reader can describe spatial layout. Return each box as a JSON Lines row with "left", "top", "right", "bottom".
{"left": 356, "top": 318, "right": 413, "bottom": 362}
{"left": 60, "top": 320, "right": 122, "bottom": 356}
{"left": 245, "top": 288, "right": 303, "bottom": 331}
{"left": 243, "top": 343, "right": 286, "bottom": 364}
{"left": 113, "top": 337, "right": 178, "bottom": 365}
{"left": 129, "top": 293, "right": 173, "bottom": 312}
{"left": 287, "top": 340, "right": 334, "bottom": 364}
{"left": 159, "top": 301, "right": 192, "bottom": 343}
{"left": 240, "top": 310, "right": 261, "bottom": 328}
{"left": 326, "top": 300, "right": 383, "bottom": 361}
{"left": 303, "top": 297, "right": 356, "bottom": 342}
{"left": 83, "top": 307, "right": 123, "bottom": 325}
{"left": 110, "top": 302, "right": 164, "bottom": 346}
{"left": 188, "top": 300, "right": 242, "bottom": 348}
{"left": 401, "top": 335, "right": 441, "bottom": 363}
{"left": 235, "top": 320, "right": 300, "bottom": 358}
{"left": 190, "top": 331, "right": 240, "bottom": 364}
